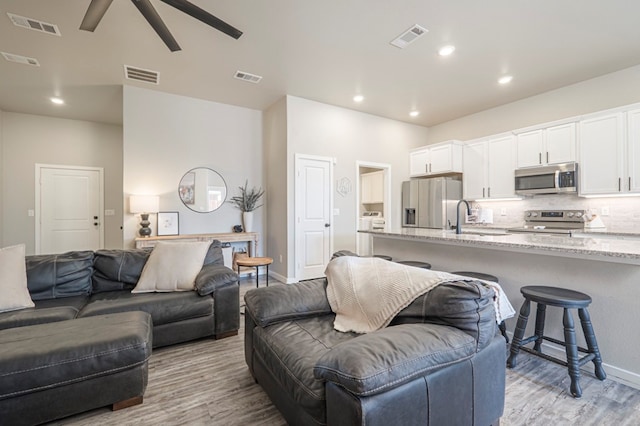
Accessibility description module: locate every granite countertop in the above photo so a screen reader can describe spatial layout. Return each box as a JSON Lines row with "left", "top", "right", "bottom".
{"left": 360, "top": 228, "right": 640, "bottom": 265}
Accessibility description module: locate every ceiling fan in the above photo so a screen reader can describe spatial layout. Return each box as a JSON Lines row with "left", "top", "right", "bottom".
{"left": 80, "top": 0, "right": 243, "bottom": 52}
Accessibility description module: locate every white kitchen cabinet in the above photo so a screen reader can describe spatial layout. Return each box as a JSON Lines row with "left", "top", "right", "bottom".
{"left": 579, "top": 112, "right": 625, "bottom": 195}
{"left": 627, "top": 109, "right": 640, "bottom": 193}
{"left": 361, "top": 171, "right": 384, "bottom": 203}
{"left": 409, "top": 148, "right": 429, "bottom": 176}
{"left": 516, "top": 123, "right": 576, "bottom": 168}
{"left": 463, "top": 134, "right": 517, "bottom": 200}
{"left": 409, "top": 141, "right": 463, "bottom": 177}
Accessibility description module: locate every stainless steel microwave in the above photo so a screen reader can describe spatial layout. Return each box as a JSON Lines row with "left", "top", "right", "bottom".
{"left": 514, "top": 163, "right": 577, "bottom": 195}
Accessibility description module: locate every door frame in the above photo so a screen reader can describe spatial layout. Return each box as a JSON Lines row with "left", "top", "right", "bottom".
{"left": 355, "top": 161, "right": 392, "bottom": 254}
{"left": 35, "top": 163, "right": 105, "bottom": 254}
{"left": 294, "top": 153, "right": 334, "bottom": 281}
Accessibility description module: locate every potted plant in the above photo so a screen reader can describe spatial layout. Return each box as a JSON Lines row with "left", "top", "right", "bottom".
{"left": 230, "top": 180, "right": 264, "bottom": 232}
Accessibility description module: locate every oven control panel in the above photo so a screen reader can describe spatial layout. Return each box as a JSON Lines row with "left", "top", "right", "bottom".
{"left": 525, "top": 210, "right": 586, "bottom": 223}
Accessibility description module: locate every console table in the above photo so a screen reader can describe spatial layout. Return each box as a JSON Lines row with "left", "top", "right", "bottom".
{"left": 134, "top": 232, "right": 258, "bottom": 256}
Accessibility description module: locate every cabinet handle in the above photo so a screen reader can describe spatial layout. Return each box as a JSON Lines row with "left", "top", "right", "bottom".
{"left": 539, "top": 153, "right": 542, "bottom": 164}
{"left": 546, "top": 152, "right": 549, "bottom": 164}
{"left": 425, "top": 164, "right": 428, "bottom": 173}
{"left": 630, "top": 177, "right": 632, "bottom": 191}
{"left": 483, "top": 188, "right": 485, "bottom": 198}
{"left": 429, "top": 163, "right": 432, "bottom": 173}
{"left": 488, "top": 187, "right": 491, "bottom": 198}
{"left": 619, "top": 177, "right": 622, "bottom": 192}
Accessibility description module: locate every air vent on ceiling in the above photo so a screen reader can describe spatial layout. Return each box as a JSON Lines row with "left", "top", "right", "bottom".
{"left": 1, "top": 51, "right": 40, "bottom": 66}
{"left": 124, "top": 65, "right": 160, "bottom": 84}
{"left": 390, "top": 24, "right": 428, "bottom": 49}
{"left": 234, "top": 70, "right": 262, "bottom": 84}
{"left": 7, "top": 13, "right": 61, "bottom": 36}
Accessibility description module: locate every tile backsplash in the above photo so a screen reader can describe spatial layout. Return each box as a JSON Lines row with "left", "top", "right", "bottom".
{"left": 473, "top": 194, "right": 640, "bottom": 232}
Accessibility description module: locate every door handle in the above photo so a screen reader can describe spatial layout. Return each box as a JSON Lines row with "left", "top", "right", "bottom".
{"left": 94, "top": 222, "right": 99, "bottom": 226}
{"left": 94, "top": 216, "right": 98, "bottom": 220}
{"left": 325, "top": 223, "right": 331, "bottom": 228}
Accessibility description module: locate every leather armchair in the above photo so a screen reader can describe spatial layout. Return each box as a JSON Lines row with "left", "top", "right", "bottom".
{"left": 245, "top": 278, "right": 505, "bottom": 426}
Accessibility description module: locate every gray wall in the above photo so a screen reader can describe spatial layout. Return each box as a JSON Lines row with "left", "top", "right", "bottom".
{"left": 0, "top": 110, "right": 3, "bottom": 246}
{"left": 263, "top": 98, "right": 288, "bottom": 278}
{"left": 283, "top": 95, "right": 429, "bottom": 279}
{"left": 427, "top": 64, "right": 640, "bottom": 144}
{"left": 122, "top": 86, "right": 263, "bottom": 249}
{"left": 1, "top": 112, "right": 123, "bottom": 253}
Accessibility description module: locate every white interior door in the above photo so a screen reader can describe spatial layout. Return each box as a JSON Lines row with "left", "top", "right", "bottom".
{"left": 37, "top": 165, "right": 104, "bottom": 254}
{"left": 295, "top": 155, "right": 332, "bottom": 280}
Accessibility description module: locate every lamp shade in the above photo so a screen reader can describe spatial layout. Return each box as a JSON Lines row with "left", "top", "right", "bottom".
{"left": 129, "top": 195, "right": 159, "bottom": 214}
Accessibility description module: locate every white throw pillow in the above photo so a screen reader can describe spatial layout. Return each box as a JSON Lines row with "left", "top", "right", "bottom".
{"left": 0, "top": 244, "right": 35, "bottom": 313}
{"left": 132, "top": 241, "right": 211, "bottom": 293}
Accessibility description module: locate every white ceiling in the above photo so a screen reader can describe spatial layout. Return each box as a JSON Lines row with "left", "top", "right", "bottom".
{"left": 2, "top": 0, "right": 640, "bottom": 127}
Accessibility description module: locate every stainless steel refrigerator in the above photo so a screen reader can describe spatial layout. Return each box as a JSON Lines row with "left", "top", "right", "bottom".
{"left": 401, "top": 178, "right": 462, "bottom": 229}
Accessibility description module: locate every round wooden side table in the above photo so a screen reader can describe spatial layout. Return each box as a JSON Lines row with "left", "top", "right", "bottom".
{"left": 236, "top": 257, "right": 274, "bottom": 288}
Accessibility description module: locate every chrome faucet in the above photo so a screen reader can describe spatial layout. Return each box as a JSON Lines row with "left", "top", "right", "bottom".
{"left": 456, "top": 199, "right": 471, "bottom": 234}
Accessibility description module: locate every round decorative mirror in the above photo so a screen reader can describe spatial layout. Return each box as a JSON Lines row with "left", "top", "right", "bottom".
{"left": 178, "top": 167, "right": 227, "bottom": 213}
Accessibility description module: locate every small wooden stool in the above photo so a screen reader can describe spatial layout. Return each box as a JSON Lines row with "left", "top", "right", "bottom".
{"left": 507, "top": 286, "right": 606, "bottom": 398}
{"left": 236, "top": 257, "right": 274, "bottom": 288}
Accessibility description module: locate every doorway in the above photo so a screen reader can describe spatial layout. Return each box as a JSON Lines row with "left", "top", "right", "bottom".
{"left": 35, "top": 164, "right": 104, "bottom": 254}
{"left": 355, "top": 161, "right": 391, "bottom": 255}
{"left": 294, "top": 154, "right": 333, "bottom": 280}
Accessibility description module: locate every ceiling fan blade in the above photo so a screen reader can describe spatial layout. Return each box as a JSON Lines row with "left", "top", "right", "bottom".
{"left": 131, "top": 0, "right": 181, "bottom": 52}
{"left": 160, "top": 0, "right": 243, "bottom": 40}
{"left": 80, "top": 0, "right": 114, "bottom": 31}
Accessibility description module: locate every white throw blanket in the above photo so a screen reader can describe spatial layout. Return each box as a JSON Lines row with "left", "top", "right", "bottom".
{"left": 325, "top": 256, "right": 515, "bottom": 334}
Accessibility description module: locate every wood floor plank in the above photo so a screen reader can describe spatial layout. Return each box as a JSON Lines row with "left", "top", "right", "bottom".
{"left": 51, "top": 278, "right": 640, "bottom": 426}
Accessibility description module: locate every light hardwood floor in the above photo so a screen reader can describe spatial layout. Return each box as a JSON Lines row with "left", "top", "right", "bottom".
{"left": 54, "top": 278, "right": 640, "bottom": 426}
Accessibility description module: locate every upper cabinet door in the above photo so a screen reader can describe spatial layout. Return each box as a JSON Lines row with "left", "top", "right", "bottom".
{"left": 429, "top": 144, "right": 453, "bottom": 174}
{"left": 627, "top": 109, "right": 640, "bottom": 193}
{"left": 579, "top": 113, "right": 624, "bottom": 195}
{"left": 462, "top": 141, "right": 486, "bottom": 199}
{"left": 516, "top": 129, "right": 544, "bottom": 168}
{"left": 487, "top": 134, "right": 517, "bottom": 198}
{"left": 545, "top": 123, "right": 576, "bottom": 165}
{"left": 409, "top": 148, "right": 429, "bottom": 177}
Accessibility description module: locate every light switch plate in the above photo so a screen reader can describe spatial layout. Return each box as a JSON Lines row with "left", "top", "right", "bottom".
{"left": 601, "top": 206, "right": 610, "bottom": 216}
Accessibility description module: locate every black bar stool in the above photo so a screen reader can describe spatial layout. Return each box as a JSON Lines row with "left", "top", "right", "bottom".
{"left": 507, "top": 286, "right": 606, "bottom": 398}
{"left": 396, "top": 260, "right": 431, "bottom": 269}
{"left": 452, "top": 271, "right": 509, "bottom": 343}
{"left": 373, "top": 254, "right": 392, "bottom": 261}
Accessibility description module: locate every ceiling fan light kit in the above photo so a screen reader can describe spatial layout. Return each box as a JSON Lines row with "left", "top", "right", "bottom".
{"left": 79, "top": 0, "right": 242, "bottom": 52}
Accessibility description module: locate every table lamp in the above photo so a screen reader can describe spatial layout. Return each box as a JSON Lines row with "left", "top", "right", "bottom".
{"left": 130, "top": 195, "right": 159, "bottom": 237}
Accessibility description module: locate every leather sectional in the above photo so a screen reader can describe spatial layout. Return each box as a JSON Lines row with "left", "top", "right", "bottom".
{"left": 0, "top": 241, "right": 240, "bottom": 425}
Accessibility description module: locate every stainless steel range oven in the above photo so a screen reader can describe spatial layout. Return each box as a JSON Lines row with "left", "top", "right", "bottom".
{"left": 507, "top": 209, "right": 586, "bottom": 235}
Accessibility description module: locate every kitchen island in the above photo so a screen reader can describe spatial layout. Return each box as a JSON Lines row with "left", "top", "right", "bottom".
{"left": 361, "top": 228, "right": 640, "bottom": 390}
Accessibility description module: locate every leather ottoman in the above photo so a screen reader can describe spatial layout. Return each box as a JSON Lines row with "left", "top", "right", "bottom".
{"left": 0, "top": 311, "right": 152, "bottom": 426}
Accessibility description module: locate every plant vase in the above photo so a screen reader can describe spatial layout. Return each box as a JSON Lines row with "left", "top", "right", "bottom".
{"left": 242, "top": 211, "right": 254, "bottom": 233}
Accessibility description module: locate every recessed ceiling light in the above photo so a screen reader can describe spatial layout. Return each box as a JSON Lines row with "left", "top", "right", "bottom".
{"left": 353, "top": 95, "right": 364, "bottom": 103}
{"left": 50, "top": 97, "right": 64, "bottom": 105}
{"left": 409, "top": 111, "right": 420, "bottom": 117}
{"left": 438, "top": 45, "right": 455, "bottom": 56}
{"left": 498, "top": 75, "right": 513, "bottom": 85}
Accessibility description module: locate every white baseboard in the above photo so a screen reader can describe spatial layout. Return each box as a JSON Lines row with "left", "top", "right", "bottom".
{"left": 508, "top": 332, "right": 640, "bottom": 391}
{"left": 268, "top": 270, "right": 298, "bottom": 284}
